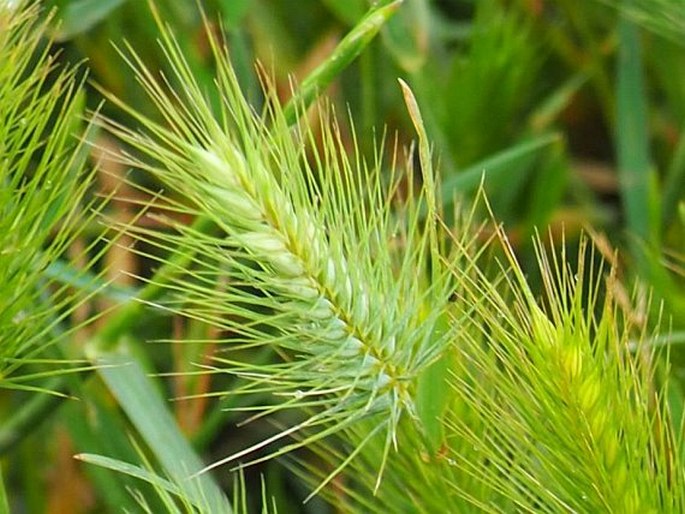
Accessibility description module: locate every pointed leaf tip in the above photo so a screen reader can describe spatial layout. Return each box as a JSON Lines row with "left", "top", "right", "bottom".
{"left": 398, "top": 78, "right": 435, "bottom": 207}
{"left": 398, "top": 78, "right": 425, "bottom": 134}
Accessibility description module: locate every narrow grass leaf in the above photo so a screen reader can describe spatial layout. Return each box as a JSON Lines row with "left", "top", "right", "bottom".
{"left": 76, "top": 454, "right": 191, "bottom": 506}
{"left": 62, "top": 399, "right": 151, "bottom": 512}
{"left": 44, "top": 259, "right": 139, "bottom": 303}
{"left": 529, "top": 72, "right": 588, "bottom": 131}
{"left": 54, "top": 0, "right": 128, "bottom": 40}
{"left": 0, "top": 466, "right": 8, "bottom": 514}
{"left": 415, "top": 350, "right": 450, "bottom": 454}
{"left": 440, "top": 133, "right": 561, "bottom": 206}
{"left": 597, "top": 0, "right": 685, "bottom": 44}
{"left": 662, "top": 127, "right": 685, "bottom": 226}
{"left": 616, "top": 9, "right": 655, "bottom": 244}
{"left": 95, "top": 351, "right": 231, "bottom": 513}
{"left": 282, "top": 0, "right": 401, "bottom": 123}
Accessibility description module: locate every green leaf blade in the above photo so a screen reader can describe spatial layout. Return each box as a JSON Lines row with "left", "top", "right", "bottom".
{"left": 95, "top": 351, "right": 232, "bottom": 513}
{"left": 55, "top": 0, "right": 129, "bottom": 40}
{"left": 282, "top": 0, "right": 401, "bottom": 123}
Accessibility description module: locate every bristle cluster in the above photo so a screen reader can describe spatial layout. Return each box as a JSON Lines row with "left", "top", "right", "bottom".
{"left": 99, "top": 20, "right": 456, "bottom": 488}
{"left": 449, "top": 237, "right": 673, "bottom": 512}
{"left": 190, "top": 140, "right": 398, "bottom": 397}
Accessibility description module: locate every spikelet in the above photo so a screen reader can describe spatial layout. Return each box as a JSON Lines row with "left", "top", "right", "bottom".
{"left": 99, "top": 19, "right": 455, "bottom": 484}
{"left": 188, "top": 139, "right": 398, "bottom": 405}
{"left": 447, "top": 234, "right": 682, "bottom": 512}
